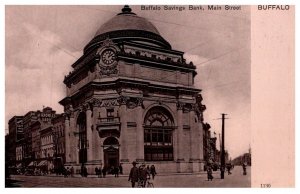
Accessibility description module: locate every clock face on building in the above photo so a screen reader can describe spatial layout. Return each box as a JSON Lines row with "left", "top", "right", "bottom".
{"left": 101, "top": 49, "right": 116, "bottom": 65}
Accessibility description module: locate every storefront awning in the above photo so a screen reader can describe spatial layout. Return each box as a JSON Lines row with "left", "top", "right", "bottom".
{"left": 37, "top": 160, "right": 47, "bottom": 167}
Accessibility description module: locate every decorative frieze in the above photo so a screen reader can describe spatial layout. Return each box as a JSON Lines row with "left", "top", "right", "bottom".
{"left": 98, "top": 63, "right": 118, "bottom": 76}
{"left": 101, "top": 98, "right": 119, "bottom": 107}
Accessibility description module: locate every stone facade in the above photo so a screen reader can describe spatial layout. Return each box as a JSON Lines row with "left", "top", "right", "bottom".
{"left": 60, "top": 6, "right": 207, "bottom": 174}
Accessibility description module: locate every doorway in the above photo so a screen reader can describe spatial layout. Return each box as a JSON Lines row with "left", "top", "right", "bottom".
{"left": 103, "top": 137, "right": 119, "bottom": 173}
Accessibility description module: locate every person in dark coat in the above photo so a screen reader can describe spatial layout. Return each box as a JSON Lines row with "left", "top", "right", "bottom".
{"left": 128, "top": 161, "right": 139, "bottom": 188}
{"left": 138, "top": 163, "right": 148, "bottom": 187}
{"left": 114, "top": 166, "right": 119, "bottom": 177}
{"left": 119, "top": 163, "right": 123, "bottom": 174}
{"left": 83, "top": 166, "right": 88, "bottom": 177}
{"left": 150, "top": 165, "right": 157, "bottom": 180}
{"left": 102, "top": 166, "right": 107, "bottom": 178}
{"left": 70, "top": 166, "right": 74, "bottom": 177}
{"left": 95, "top": 167, "right": 99, "bottom": 177}
{"left": 98, "top": 166, "right": 102, "bottom": 178}
{"left": 207, "top": 165, "right": 213, "bottom": 181}
{"left": 81, "top": 165, "right": 84, "bottom": 177}
{"left": 226, "top": 163, "right": 232, "bottom": 175}
{"left": 242, "top": 163, "right": 247, "bottom": 175}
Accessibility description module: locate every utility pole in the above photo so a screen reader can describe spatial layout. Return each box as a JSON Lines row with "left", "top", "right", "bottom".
{"left": 220, "top": 113, "right": 228, "bottom": 179}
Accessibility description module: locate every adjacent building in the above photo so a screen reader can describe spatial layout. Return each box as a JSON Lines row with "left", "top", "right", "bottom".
{"left": 7, "top": 116, "right": 24, "bottom": 166}
{"left": 7, "top": 107, "right": 59, "bottom": 170}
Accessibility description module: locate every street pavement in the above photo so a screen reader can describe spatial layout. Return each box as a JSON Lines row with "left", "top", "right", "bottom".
{"left": 6, "top": 166, "right": 250, "bottom": 188}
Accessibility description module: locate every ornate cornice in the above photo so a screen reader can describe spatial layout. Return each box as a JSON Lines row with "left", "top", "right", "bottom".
{"left": 117, "top": 50, "right": 196, "bottom": 70}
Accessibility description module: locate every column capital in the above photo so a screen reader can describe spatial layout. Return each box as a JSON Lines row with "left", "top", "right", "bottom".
{"left": 88, "top": 98, "right": 102, "bottom": 107}
{"left": 65, "top": 105, "right": 74, "bottom": 118}
{"left": 177, "top": 102, "right": 184, "bottom": 110}
{"left": 136, "top": 97, "right": 143, "bottom": 107}
{"left": 117, "top": 96, "right": 129, "bottom": 105}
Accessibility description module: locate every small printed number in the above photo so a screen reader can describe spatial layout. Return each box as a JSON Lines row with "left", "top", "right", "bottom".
{"left": 261, "top": 184, "right": 271, "bottom": 188}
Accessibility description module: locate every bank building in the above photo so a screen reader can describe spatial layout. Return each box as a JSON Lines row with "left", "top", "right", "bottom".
{"left": 59, "top": 5, "right": 207, "bottom": 174}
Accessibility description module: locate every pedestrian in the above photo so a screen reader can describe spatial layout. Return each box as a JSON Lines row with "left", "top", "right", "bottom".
{"left": 81, "top": 165, "right": 84, "bottom": 177}
{"left": 102, "top": 166, "right": 107, "bottom": 178}
{"left": 226, "top": 163, "right": 232, "bottom": 175}
{"left": 128, "top": 161, "right": 139, "bottom": 188}
{"left": 70, "top": 166, "right": 74, "bottom": 177}
{"left": 98, "top": 166, "right": 102, "bottom": 178}
{"left": 63, "top": 166, "right": 68, "bottom": 178}
{"left": 150, "top": 164, "right": 157, "bottom": 180}
{"left": 84, "top": 166, "right": 88, "bottom": 177}
{"left": 114, "top": 166, "right": 119, "bottom": 177}
{"left": 207, "top": 164, "right": 213, "bottom": 181}
{"left": 138, "top": 163, "right": 148, "bottom": 187}
{"left": 242, "top": 163, "right": 247, "bottom": 175}
{"left": 119, "top": 163, "right": 123, "bottom": 174}
{"left": 146, "top": 165, "right": 150, "bottom": 179}
{"left": 95, "top": 167, "right": 99, "bottom": 177}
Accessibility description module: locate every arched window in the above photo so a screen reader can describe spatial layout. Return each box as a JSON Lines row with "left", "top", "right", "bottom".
{"left": 77, "top": 112, "right": 87, "bottom": 164}
{"left": 144, "top": 107, "right": 174, "bottom": 161}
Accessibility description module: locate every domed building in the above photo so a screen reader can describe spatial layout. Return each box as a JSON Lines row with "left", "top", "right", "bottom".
{"left": 59, "top": 5, "right": 207, "bottom": 174}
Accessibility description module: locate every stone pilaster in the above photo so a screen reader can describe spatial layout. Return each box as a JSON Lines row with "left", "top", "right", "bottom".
{"left": 136, "top": 99, "right": 144, "bottom": 161}
{"left": 69, "top": 114, "right": 78, "bottom": 164}
{"left": 119, "top": 101, "right": 129, "bottom": 162}
{"left": 86, "top": 107, "right": 93, "bottom": 162}
{"left": 93, "top": 106, "right": 101, "bottom": 164}
{"left": 64, "top": 116, "right": 71, "bottom": 163}
{"left": 177, "top": 102, "right": 184, "bottom": 161}
{"left": 198, "top": 123, "right": 204, "bottom": 160}
{"left": 189, "top": 111, "right": 198, "bottom": 160}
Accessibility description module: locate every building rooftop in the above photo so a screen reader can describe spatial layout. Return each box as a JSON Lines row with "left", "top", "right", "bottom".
{"left": 94, "top": 5, "right": 160, "bottom": 37}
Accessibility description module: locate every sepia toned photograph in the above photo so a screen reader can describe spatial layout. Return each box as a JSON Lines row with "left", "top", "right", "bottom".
{"left": 4, "top": 4, "right": 294, "bottom": 188}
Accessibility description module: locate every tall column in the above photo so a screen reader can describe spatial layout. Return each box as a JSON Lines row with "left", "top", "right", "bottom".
{"left": 64, "top": 116, "right": 71, "bottom": 163}
{"left": 93, "top": 106, "right": 101, "bottom": 163}
{"left": 69, "top": 113, "right": 78, "bottom": 164}
{"left": 177, "top": 102, "right": 184, "bottom": 161}
{"left": 98, "top": 107, "right": 105, "bottom": 165}
{"left": 136, "top": 98, "right": 144, "bottom": 161}
{"left": 189, "top": 110, "right": 198, "bottom": 160}
{"left": 119, "top": 100, "right": 129, "bottom": 162}
{"left": 198, "top": 122, "right": 205, "bottom": 171}
{"left": 86, "top": 106, "right": 93, "bottom": 162}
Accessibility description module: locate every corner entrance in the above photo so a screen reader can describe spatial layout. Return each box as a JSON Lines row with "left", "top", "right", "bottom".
{"left": 103, "top": 137, "right": 119, "bottom": 172}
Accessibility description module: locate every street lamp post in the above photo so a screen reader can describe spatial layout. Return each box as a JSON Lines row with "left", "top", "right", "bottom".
{"left": 220, "top": 113, "right": 227, "bottom": 179}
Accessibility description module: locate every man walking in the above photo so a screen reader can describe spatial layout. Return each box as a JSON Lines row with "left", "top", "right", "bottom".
{"left": 150, "top": 165, "right": 156, "bottom": 180}
{"left": 95, "top": 167, "right": 99, "bottom": 177}
{"left": 128, "top": 161, "right": 139, "bottom": 188}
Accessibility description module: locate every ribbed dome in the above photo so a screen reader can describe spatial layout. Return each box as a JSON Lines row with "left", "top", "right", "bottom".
{"left": 84, "top": 6, "right": 171, "bottom": 53}
{"left": 95, "top": 6, "right": 160, "bottom": 37}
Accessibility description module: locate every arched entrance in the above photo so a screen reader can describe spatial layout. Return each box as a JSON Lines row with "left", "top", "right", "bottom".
{"left": 103, "top": 137, "right": 119, "bottom": 171}
{"left": 144, "top": 106, "right": 175, "bottom": 161}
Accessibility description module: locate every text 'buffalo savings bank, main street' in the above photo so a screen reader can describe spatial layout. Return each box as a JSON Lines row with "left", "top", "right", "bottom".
{"left": 59, "top": 5, "right": 208, "bottom": 175}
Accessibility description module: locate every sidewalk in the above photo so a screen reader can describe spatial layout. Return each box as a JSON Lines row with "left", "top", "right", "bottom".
{"left": 45, "top": 170, "right": 214, "bottom": 178}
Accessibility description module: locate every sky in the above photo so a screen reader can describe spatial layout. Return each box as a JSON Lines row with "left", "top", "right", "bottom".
{"left": 5, "top": 5, "right": 250, "bottom": 159}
